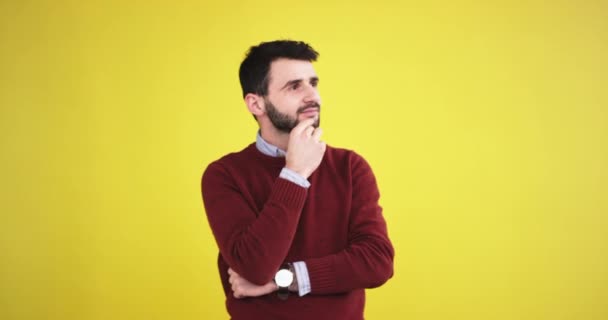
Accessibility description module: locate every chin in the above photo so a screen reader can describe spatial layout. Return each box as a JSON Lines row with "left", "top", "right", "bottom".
{"left": 303, "top": 115, "right": 320, "bottom": 126}
{"left": 291, "top": 116, "right": 320, "bottom": 131}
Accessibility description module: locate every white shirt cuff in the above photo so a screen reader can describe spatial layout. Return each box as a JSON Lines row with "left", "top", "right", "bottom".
{"left": 292, "top": 261, "right": 311, "bottom": 296}
{"left": 280, "top": 168, "right": 311, "bottom": 188}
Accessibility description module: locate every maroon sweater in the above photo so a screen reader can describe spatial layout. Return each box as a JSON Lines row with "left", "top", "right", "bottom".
{"left": 201, "top": 143, "right": 394, "bottom": 320}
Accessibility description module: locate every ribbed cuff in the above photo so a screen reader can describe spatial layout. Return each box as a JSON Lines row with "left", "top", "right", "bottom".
{"left": 268, "top": 178, "right": 308, "bottom": 209}
{"left": 305, "top": 258, "right": 336, "bottom": 294}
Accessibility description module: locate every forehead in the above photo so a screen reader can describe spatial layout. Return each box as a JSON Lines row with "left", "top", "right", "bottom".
{"left": 268, "top": 58, "right": 317, "bottom": 87}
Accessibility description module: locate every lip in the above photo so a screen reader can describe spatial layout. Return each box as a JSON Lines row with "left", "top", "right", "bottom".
{"left": 299, "top": 108, "right": 319, "bottom": 115}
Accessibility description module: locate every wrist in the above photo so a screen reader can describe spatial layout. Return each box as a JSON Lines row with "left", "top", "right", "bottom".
{"left": 274, "top": 263, "right": 295, "bottom": 300}
{"left": 270, "top": 281, "right": 279, "bottom": 292}
{"left": 284, "top": 165, "right": 310, "bottom": 179}
{"left": 288, "top": 263, "right": 299, "bottom": 292}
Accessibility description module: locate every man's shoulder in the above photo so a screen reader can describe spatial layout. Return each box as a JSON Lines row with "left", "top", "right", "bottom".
{"left": 325, "top": 144, "right": 366, "bottom": 162}
{"left": 215, "top": 143, "right": 256, "bottom": 163}
{"left": 203, "top": 143, "right": 256, "bottom": 175}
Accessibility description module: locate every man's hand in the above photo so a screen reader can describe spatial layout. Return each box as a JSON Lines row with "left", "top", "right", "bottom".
{"left": 285, "top": 118, "right": 326, "bottom": 179}
{"left": 228, "top": 268, "right": 278, "bottom": 299}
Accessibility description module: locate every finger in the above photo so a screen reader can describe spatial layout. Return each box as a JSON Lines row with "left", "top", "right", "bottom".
{"left": 291, "top": 118, "right": 315, "bottom": 135}
{"left": 303, "top": 126, "right": 314, "bottom": 137}
{"left": 267, "top": 282, "right": 279, "bottom": 293}
{"left": 229, "top": 268, "right": 241, "bottom": 279}
{"left": 311, "top": 127, "right": 323, "bottom": 141}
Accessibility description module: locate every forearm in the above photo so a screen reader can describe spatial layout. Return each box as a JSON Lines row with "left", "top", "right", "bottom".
{"left": 301, "top": 152, "right": 394, "bottom": 294}
{"left": 304, "top": 234, "right": 394, "bottom": 294}
{"left": 202, "top": 164, "right": 308, "bottom": 285}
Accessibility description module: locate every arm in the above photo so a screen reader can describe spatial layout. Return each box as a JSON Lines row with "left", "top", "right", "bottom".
{"left": 202, "top": 119, "right": 325, "bottom": 285}
{"left": 304, "top": 154, "right": 394, "bottom": 294}
{"left": 227, "top": 265, "right": 301, "bottom": 299}
{"left": 216, "top": 153, "right": 394, "bottom": 296}
{"left": 202, "top": 164, "right": 306, "bottom": 285}
{"left": 228, "top": 267, "right": 278, "bottom": 298}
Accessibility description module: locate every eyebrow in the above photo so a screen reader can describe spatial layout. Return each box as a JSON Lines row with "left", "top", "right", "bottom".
{"left": 280, "top": 76, "right": 319, "bottom": 90}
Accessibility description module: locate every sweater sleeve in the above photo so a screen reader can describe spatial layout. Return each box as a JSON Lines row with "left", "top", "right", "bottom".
{"left": 201, "top": 161, "right": 307, "bottom": 285}
{"left": 304, "top": 154, "right": 395, "bottom": 294}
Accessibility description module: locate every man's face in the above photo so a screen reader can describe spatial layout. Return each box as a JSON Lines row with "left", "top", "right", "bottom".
{"left": 263, "top": 58, "right": 321, "bottom": 133}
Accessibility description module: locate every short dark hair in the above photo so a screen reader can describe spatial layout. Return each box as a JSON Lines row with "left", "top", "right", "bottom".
{"left": 239, "top": 40, "right": 319, "bottom": 98}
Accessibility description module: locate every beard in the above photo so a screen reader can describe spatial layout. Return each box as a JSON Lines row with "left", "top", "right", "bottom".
{"left": 264, "top": 98, "right": 321, "bottom": 134}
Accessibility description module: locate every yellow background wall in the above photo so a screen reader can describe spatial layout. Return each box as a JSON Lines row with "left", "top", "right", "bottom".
{"left": 1, "top": 1, "right": 607, "bottom": 319}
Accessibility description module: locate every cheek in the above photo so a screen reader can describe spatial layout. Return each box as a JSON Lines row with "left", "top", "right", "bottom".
{"left": 278, "top": 96, "right": 302, "bottom": 111}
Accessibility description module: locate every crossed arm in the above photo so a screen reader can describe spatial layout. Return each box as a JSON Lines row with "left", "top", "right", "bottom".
{"left": 202, "top": 154, "right": 394, "bottom": 298}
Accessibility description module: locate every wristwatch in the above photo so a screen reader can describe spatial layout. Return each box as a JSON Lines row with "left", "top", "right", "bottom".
{"left": 274, "top": 263, "right": 294, "bottom": 300}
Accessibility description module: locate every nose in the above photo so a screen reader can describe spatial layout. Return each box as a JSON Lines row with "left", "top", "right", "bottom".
{"left": 303, "top": 83, "right": 321, "bottom": 105}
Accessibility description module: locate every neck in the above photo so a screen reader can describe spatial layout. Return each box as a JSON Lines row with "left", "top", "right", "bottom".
{"left": 260, "top": 125, "right": 289, "bottom": 151}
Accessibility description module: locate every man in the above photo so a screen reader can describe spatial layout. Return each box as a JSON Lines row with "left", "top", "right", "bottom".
{"left": 201, "top": 40, "right": 394, "bottom": 320}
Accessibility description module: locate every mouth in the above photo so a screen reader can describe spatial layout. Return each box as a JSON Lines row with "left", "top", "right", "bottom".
{"left": 300, "top": 107, "right": 318, "bottom": 113}
{"left": 299, "top": 108, "right": 319, "bottom": 119}
{"left": 298, "top": 104, "right": 320, "bottom": 117}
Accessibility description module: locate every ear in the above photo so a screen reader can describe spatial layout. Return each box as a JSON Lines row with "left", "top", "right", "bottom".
{"left": 244, "top": 93, "right": 265, "bottom": 117}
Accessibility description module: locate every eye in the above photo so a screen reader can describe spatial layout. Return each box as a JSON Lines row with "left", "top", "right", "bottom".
{"left": 290, "top": 83, "right": 300, "bottom": 90}
{"left": 311, "top": 79, "right": 319, "bottom": 87}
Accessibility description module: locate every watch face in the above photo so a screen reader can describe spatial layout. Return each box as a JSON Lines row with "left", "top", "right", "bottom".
{"left": 274, "top": 269, "right": 294, "bottom": 287}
